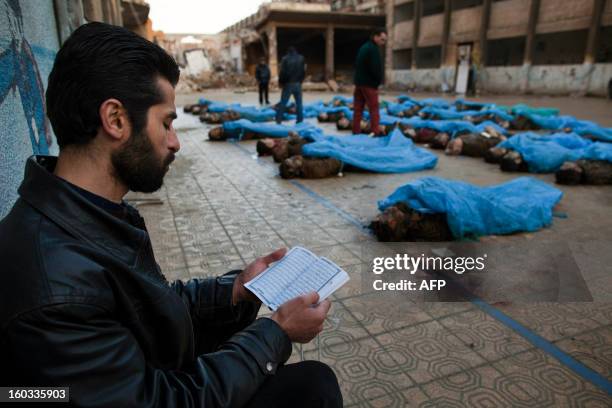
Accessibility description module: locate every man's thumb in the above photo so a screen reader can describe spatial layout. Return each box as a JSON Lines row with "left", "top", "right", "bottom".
{"left": 302, "top": 291, "right": 320, "bottom": 306}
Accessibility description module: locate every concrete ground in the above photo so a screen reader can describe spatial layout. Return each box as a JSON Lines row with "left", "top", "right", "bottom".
{"left": 131, "top": 90, "right": 612, "bottom": 407}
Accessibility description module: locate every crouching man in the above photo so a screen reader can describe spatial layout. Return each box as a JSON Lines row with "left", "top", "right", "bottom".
{"left": 0, "top": 23, "right": 341, "bottom": 408}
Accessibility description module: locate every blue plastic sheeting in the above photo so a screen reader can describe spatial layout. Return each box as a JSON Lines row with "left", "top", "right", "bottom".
{"left": 397, "top": 95, "right": 452, "bottom": 108}
{"left": 510, "top": 104, "right": 559, "bottom": 117}
{"left": 222, "top": 119, "right": 317, "bottom": 139}
{"left": 498, "top": 132, "right": 612, "bottom": 173}
{"left": 301, "top": 128, "right": 437, "bottom": 173}
{"left": 582, "top": 141, "right": 612, "bottom": 161}
{"left": 207, "top": 102, "right": 241, "bottom": 113}
{"left": 454, "top": 98, "right": 495, "bottom": 110}
{"left": 330, "top": 96, "right": 353, "bottom": 105}
{"left": 378, "top": 176, "right": 563, "bottom": 238}
{"left": 230, "top": 106, "right": 276, "bottom": 122}
{"left": 519, "top": 113, "right": 612, "bottom": 142}
{"left": 386, "top": 101, "right": 420, "bottom": 116}
{"left": 399, "top": 117, "right": 507, "bottom": 137}
{"left": 303, "top": 101, "right": 326, "bottom": 117}
{"left": 420, "top": 106, "right": 514, "bottom": 122}
{"left": 318, "top": 106, "right": 353, "bottom": 117}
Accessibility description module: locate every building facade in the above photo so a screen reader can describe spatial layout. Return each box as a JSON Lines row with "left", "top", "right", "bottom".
{"left": 223, "top": 1, "right": 385, "bottom": 81}
{"left": 386, "top": 0, "right": 612, "bottom": 95}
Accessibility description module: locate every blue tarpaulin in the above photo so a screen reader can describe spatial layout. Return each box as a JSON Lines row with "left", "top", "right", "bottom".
{"left": 420, "top": 106, "right": 514, "bottom": 122}
{"left": 454, "top": 98, "right": 495, "bottom": 110}
{"left": 399, "top": 117, "right": 507, "bottom": 137}
{"left": 222, "top": 119, "right": 317, "bottom": 139}
{"left": 509, "top": 104, "right": 559, "bottom": 117}
{"left": 378, "top": 177, "right": 563, "bottom": 238}
{"left": 398, "top": 95, "right": 451, "bottom": 108}
{"left": 386, "top": 101, "right": 420, "bottom": 116}
{"left": 301, "top": 128, "right": 438, "bottom": 173}
{"left": 518, "top": 113, "right": 612, "bottom": 142}
{"left": 498, "top": 132, "right": 612, "bottom": 173}
{"left": 330, "top": 96, "right": 353, "bottom": 105}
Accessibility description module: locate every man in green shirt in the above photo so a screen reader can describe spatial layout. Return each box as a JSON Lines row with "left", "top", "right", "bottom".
{"left": 353, "top": 28, "right": 387, "bottom": 135}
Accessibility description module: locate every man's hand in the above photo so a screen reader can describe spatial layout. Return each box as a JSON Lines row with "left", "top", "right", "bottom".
{"left": 270, "top": 292, "right": 331, "bottom": 343}
{"left": 232, "top": 248, "right": 287, "bottom": 305}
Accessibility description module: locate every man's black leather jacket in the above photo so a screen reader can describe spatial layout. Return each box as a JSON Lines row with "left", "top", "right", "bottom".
{"left": 0, "top": 156, "right": 292, "bottom": 407}
{"left": 278, "top": 51, "right": 305, "bottom": 86}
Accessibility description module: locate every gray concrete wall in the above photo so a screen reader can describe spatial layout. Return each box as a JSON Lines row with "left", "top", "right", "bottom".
{"left": 390, "top": 63, "right": 612, "bottom": 96}
{"left": 0, "top": 0, "right": 60, "bottom": 218}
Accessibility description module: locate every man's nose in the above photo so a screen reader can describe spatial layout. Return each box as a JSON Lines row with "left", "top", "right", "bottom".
{"left": 168, "top": 129, "right": 180, "bottom": 153}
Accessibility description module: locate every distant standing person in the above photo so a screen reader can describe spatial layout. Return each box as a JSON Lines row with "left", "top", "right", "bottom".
{"left": 353, "top": 28, "right": 387, "bottom": 135}
{"left": 255, "top": 57, "right": 270, "bottom": 105}
{"left": 276, "top": 46, "right": 305, "bottom": 124}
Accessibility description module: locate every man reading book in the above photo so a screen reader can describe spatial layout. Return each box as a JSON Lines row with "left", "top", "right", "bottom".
{"left": 0, "top": 23, "right": 341, "bottom": 408}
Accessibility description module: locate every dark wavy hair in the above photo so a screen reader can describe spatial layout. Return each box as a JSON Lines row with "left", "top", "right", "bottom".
{"left": 46, "top": 22, "right": 180, "bottom": 149}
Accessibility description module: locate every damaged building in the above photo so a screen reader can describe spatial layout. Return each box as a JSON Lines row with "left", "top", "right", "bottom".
{"left": 385, "top": 0, "right": 612, "bottom": 95}
{"left": 223, "top": 1, "right": 386, "bottom": 87}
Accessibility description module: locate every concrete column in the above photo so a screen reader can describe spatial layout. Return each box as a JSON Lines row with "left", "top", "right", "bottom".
{"left": 521, "top": 0, "right": 540, "bottom": 92}
{"left": 478, "top": 0, "right": 492, "bottom": 67}
{"left": 411, "top": 0, "right": 421, "bottom": 69}
{"left": 523, "top": 0, "right": 540, "bottom": 66}
{"left": 385, "top": 0, "right": 394, "bottom": 84}
{"left": 268, "top": 24, "right": 278, "bottom": 82}
{"left": 440, "top": 0, "right": 451, "bottom": 65}
{"left": 325, "top": 24, "right": 335, "bottom": 80}
{"left": 585, "top": 0, "right": 606, "bottom": 64}
{"left": 83, "top": 0, "right": 104, "bottom": 22}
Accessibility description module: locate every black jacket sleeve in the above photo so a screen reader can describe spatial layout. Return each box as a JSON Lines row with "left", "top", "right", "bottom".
{"left": 6, "top": 303, "right": 292, "bottom": 408}
{"left": 171, "top": 272, "right": 261, "bottom": 353}
{"left": 278, "top": 57, "right": 288, "bottom": 85}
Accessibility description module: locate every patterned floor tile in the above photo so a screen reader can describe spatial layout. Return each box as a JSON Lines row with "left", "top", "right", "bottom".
{"left": 340, "top": 292, "right": 432, "bottom": 336}
{"left": 495, "top": 302, "right": 604, "bottom": 342}
{"left": 352, "top": 386, "right": 430, "bottom": 407}
{"left": 554, "top": 325, "right": 612, "bottom": 380}
{"left": 376, "top": 320, "right": 487, "bottom": 385}
{"left": 306, "top": 337, "right": 415, "bottom": 405}
{"left": 439, "top": 308, "right": 534, "bottom": 362}
{"left": 420, "top": 365, "right": 517, "bottom": 408}
{"left": 492, "top": 349, "right": 612, "bottom": 407}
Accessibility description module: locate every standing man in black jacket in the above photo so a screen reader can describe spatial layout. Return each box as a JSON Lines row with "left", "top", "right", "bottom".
{"left": 353, "top": 28, "right": 387, "bottom": 135}
{"left": 276, "top": 46, "right": 306, "bottom": 124}
{"left": 0, "top": 23, "right": 341, "bottom": 408}
{"left": 255, "top": 58, "right": 271, "bottom": 105}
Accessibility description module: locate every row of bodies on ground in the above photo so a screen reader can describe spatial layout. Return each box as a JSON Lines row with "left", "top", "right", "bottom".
{"left": 183, "top": 96, "right": 612, "bottom": 242}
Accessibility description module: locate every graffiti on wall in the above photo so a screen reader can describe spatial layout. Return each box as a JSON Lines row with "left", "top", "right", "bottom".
{"left": 0, "top": 0, "right": 51, "bottom": 155}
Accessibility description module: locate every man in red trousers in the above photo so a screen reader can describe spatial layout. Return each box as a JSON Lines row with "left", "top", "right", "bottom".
{"left": 352, "top": 28, "right": 387, "bottom": 135}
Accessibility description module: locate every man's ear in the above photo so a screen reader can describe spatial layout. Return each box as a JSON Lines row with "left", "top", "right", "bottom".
{"left": 99, "top": 99, "right": 130, "bottom": 142}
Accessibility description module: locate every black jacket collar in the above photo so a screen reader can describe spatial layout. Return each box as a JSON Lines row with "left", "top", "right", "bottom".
{"left": 18, "top": 155, "right": 147, "bottom": 267}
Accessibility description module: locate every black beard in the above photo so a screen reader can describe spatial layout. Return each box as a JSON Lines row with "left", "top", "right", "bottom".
{"left": 111, "top": 129, "right": 174, "bottom": 193}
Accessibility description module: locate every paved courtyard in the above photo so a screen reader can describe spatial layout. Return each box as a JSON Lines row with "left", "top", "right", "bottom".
{"left": 129, "top": 90, "right": 612, "bottom": 407}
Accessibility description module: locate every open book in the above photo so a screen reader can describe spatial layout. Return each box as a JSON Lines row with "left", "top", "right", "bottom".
{"left": 245, "top": 246, "right": 350, "bottom": 311}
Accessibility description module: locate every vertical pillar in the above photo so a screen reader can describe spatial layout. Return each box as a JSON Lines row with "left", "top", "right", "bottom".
{"left": 523, "top": 0, "right": 540, "bottom": 66}
{"left": 440, "top": 0, "right": 451, "bottom": 65}
{"left": 411, "top": 0, "right": 421, "bottom": 69}
{"left": 478, "top": 0, "right": 492, "bottom": 67}
{"left": 521, "top": 0, "right": 540, "bottom": 92}
{"left": 325, "top": 24, "right": 335, "bottom": 80}
{"left": 585, "top": 0, "right": 606, "bottom": 64}
{"left": 385, "top": 0, "right": 394, "bottom": 84}
{"left": 268, "top": 24, "right": 278, "bottom": 83}
{"left": 83, "top": 0, "right": 104, "bottom": 22}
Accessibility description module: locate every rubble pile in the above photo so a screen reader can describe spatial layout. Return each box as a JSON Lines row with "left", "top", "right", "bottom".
{"left": 177, "top": 70, "right": 257, "bottom": 93}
